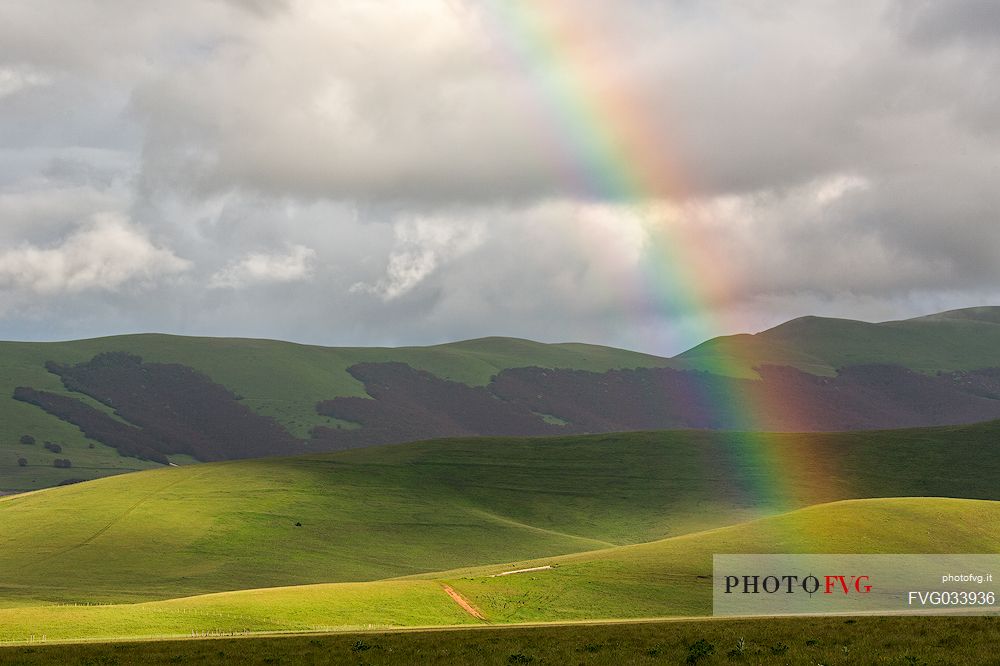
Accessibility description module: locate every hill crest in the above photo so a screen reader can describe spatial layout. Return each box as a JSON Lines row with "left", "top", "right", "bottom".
{"left": 5, "top": 306, "right": 1000, "bottom": 492}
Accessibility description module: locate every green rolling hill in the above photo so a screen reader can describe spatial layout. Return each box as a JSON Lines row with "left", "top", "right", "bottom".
{"left": 0, "top": 335, "right": 674, "bottom": 492}
{"left": 680, "top": 306, "right": 1000, "bottom": 377}
{"left": 1, "top": 423, "right": 998, "bottom": 608}
{"left": 0, "top": 497, "right": 995, "bottom": 642}
{"left": 4, "top": 306, "right": 1000, "bottom": 493}
{"left": 443, "top": 497, "right": 1000, "bottom": 622}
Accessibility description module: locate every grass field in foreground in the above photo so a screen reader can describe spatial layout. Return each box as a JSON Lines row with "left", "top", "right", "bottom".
{"left": 1, "top": 616, "right": 997, "bottom": 665}
{"left": 2, "top": 423, "right": 1000, "bottom": 606}
{"left": 0, "top": 497, "right": 995, "bottom": 642}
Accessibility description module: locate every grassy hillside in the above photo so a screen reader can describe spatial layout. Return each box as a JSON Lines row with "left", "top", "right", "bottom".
{"left": 680, "top": 306, "right": 1000, "bottom": 378}
{"left": 0, "top": 580, "right": 476, "bottom": 642}
{"left": 0, "top": 497, "right": 995, "bottom": 642}
{"left": 0, "top": 335, "right": 673, "bottom": 491}
{"left": 5, "top": 307, "right": 1000, "bottom": 492}
{"left": 1, "top": 423, "right": 998, "bottom": 607}
{"left": 445, "top": 497, "right": 1000, "bottom": 622}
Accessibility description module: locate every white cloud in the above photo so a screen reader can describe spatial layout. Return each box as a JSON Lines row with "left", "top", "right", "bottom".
{"left": 209, "top": 244, "right": 316, "bottom": 289}
{"left": 353, "top": 216, "right": 485, "bottom": 300}
{"left": 0, "top": 66, "right": 50, "bottom": 99}
{"left": 0, "top": 214, "right": 190, "bottom": 295}
{"left": 814, "top": 173, "right": 869, "bottom": 205}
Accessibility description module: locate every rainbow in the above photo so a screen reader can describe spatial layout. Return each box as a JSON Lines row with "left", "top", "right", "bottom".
{"left": 475, "top": 1, "right": 833, "bottom": 514}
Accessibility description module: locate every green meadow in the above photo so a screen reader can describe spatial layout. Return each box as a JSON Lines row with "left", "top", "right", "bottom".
{"left": 2, "top": 616, "right": 998, "bottom": 666}
{"left": 1, "top": 405, "right": 998, "bottom": 648}
{"left": 0, "top": 497, "right": 995, "bottom": 642}
{"left": 0, "top": 580, "right": 476, "bottom": 643}
{"left": 443, "top": 497, "right": 1000, "bottom": 622}
{"left": 2, "top": 424, "right": 1000, "bottom": 607}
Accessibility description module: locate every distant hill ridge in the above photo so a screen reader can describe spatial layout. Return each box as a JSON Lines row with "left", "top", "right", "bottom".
{"left": 4, "top": 306, "right": 1000, "bottom": 492}
{"left": 912, "top": 305, "right": 1000, "bottom": 324}
{"left": 679, "top": 305, "right": 1000, "bottom": 376}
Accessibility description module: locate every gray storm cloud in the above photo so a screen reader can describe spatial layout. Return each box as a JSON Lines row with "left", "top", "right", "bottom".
{"left": 0, "top": 0, "right": 998, "bottom": 353}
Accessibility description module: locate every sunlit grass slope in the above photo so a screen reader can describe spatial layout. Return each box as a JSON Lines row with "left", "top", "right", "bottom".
{"left": 444, "top": 497, "right": 1000, "bottom": 622}
{"left": 1, "top": 423, "right": 999, "bottom": 607}
{"left": 0, "top": 498, "right": 995, "bottom": 642}
{"left": 0, "top": 580, "right": 476, "bottom": 642}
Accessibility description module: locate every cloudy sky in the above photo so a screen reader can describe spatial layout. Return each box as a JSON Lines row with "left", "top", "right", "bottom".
{"left": 1, "top": 0, "right": 998, "bottom": 355}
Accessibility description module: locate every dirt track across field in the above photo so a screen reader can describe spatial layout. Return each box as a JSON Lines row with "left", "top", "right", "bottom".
{"left": 441, "top": 585, "right": 486, "bottom": 621}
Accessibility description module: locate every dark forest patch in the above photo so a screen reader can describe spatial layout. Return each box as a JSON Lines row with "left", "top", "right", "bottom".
{"left": 312, "top": 362, "right": 1000, "bottom": 449}
{"left": 16, "top": 353, "right": 1000, "bottom": 460}
{"left": 14, "top": 387, "right": 171, "bottom": 463}
{"left": 15, "top": 352, "right": 305, "bottom": 462}
{"left": 313, "top": 362, "right": 564, "bottom": 447}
